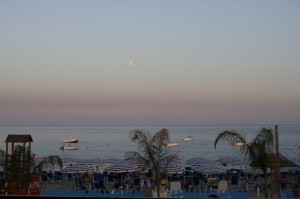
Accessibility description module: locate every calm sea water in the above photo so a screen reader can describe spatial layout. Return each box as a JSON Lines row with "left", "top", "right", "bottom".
{"left": 0, "top": 125, "right": 299, "bottom": 162}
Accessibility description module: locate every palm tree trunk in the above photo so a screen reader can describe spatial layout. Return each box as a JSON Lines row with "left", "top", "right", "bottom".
{"left": 270, "top": 169, "right": 274, "bottom": 198}
{"left": 155, "top": 171, "right": 161, "bottom": 198}
{"left": 264, "top": 174, "right": 268, "bottom": 198}
{"left": 156, "top": 182, "right": 160, "bottom": 198}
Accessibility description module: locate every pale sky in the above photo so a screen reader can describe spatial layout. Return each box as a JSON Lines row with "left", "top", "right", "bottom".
{"left": 0, "top": 0, "right": 299, "bottom": 126}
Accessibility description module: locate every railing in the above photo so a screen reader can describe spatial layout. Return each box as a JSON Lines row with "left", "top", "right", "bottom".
{"left": 170, "top": 190, "right": 251, "bottom": 198}
{"left": 43, "top": 189, "right": 144, "bottom": 197}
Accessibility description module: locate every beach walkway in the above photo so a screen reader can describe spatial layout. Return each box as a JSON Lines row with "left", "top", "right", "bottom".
{"left": 30, "top": 180, "right": 293, "bottom": 198}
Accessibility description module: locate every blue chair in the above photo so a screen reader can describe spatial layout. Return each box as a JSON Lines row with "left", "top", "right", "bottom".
{"left": 54, "top": 171, "right": 63, "bottom": 183}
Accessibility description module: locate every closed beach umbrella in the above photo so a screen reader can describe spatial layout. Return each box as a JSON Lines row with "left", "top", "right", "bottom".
{"left": 62, "top": 164, "right": 94, "bottom": 174}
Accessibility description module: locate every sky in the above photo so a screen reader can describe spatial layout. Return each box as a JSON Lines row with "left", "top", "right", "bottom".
{"left": 0, "top": 0, "right": 299, "bottom": 126}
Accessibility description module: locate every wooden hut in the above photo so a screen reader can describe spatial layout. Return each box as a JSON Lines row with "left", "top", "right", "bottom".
{"left": 5, "top": 134, "right": 33, "bottom": 155}
{"left": 4, "top": 134, "right": 34, "bottom": 194}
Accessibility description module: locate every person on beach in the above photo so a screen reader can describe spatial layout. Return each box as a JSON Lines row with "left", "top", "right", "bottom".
{"left": 113, "top": 177, "right": 122, "bottom": 191}
{"left": 75, "top": 173, "right": 89, "bottom": 193}
{"left": 280, "top": 175, "right": 287, "bottom": 191}
{"left": 83, "top": 172, "right": 92, "bottom": 191}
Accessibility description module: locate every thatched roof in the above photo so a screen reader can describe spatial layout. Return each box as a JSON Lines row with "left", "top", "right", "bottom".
{"left": 251, "top": 153, "right": 295, "bottom": 168}
{"left": 5, "top": 134, "right": 33, "bottom": 143}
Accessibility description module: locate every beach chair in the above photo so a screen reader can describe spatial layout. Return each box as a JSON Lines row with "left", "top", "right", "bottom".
{"left": 217, "top": 179, "right": 228, "bottom": 193}
{"left": 246, "top": 174, "right": 258, "bottom": 190}
{"left": 53, "top": 171, "right": 63, "bottom": 184}
{"left": 93, "top": 173, "right": 106, "bottom": 191}
{"left": 152, "top": 186, "right": 169, "bottom": 198}
{"left": 93, "top": 173, "right": 100, "bottom": 188}
{"left": 31, "top": 175, "right": 41, "bottom": 190}
{"left": 170, "top": 181, "right": 182, "bottom": 198}
{"left": 47, "top": 172, "right": 54, "bottom": 182}
{"left": 40, "top": 173, "right": 48, "bottom": 185}
{"left": 170, "top": 181, "right": 182, "bottom": 192}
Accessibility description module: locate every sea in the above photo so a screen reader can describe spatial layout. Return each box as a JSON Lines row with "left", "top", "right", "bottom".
{"left": 0, "top": 125, "right": 299, "bottom": 162}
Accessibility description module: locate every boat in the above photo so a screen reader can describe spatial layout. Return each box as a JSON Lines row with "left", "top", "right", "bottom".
{"left": 183, "top": 136, "right": 193, "bottom": 141}
{"left": 63, "top": 137, "right": 79, "bottom": 143}
{"left": 231, "top": 142, "right": 246, "bottom": 147}
{"left": 167, "top": 143, "right": 179, "bottom": 147}
{"left": 60, "top": 145, "right": 79, "bottom": 150}
{"left": 296, "top": 144, "right": 300, "bottom": 148}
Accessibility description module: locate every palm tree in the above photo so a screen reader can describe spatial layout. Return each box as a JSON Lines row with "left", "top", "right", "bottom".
{"left": 214, "top": 127, "right": 274, "bottom": 198}
{"left": 4, "top": 146, "right": 63, "bottom": 195}
{"left": 0, "top": 149, "right": 5, "bottom": 168}
{"left": 5, "top": 145, "right": 35, "bottom": 194}
{"left": 125, "top": 128, "right": 178, "bottom": 197}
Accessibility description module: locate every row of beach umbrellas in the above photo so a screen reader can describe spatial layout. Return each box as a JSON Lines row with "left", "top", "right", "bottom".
{"left": 51, "top": 155, "right": 300, "bottom": 175}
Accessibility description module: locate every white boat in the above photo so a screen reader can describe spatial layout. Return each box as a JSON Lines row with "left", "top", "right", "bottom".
{"left": 60, "top": 145, "right": 79, "bottom": 150}
{"left": 231, "top": 142, "right": 246, "bottom": 147}
{"left": 63, "top": 137, "right": 79, "bottom": 143}
{"left": 167, "top": 143, "right": 179, "bottom": 147}
{"left": 296, "top": 144, "right": 300, "bottom": 148}
{"left": 183, "top": 136, "right": 193, "bottom": 141}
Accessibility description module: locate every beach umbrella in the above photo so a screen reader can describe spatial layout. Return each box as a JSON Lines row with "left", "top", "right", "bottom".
{"left": 104, "top": 162, "right": 140, "bottom": 173}
{"left": 76, "top": 158, "right": 111, "bottom": 165}
{"left": 215, "top": 156, "right": 250, "bottom": 165}
{"left": 34, "top": 157, "right": 44, "bottom": 165}
{"left": 62, "top": 164, "right": 94, "bottom": 174}
{"left": 186, "top": 157, "right": 212, "bottom": 165}
{"left": 195, "top": 163, "right": 226, "bottom": 174}
{"left": 61, "top": 157, "right": 77, "bottom": 164}
{"left": 242, "top": 166, "right": 254, "bottom": 174}
{"left": 186, "top": 157, "right": 213, "bottom": 170}
{"left": 162, "top": 163, "right": 184, "bottom": 174}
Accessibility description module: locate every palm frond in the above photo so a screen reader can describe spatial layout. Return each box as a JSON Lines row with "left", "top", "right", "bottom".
{"left": 153, "top": 128, "right": 170, "bottom": 143}
{"left": 214, "top": 130, "right": 247, "bottom": 148}
{"left": 252, "top": 128, "right": 274, "bottom": 152}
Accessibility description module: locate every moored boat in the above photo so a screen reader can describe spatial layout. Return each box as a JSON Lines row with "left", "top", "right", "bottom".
{"left": 231, "top": 142, "right": 246, "bottom": 147}
{"left": 167, "top": 143, "right": 179, "bottom": 147}
{"left": 60, "top": 145, "right": 79, "bottom": 150}
{"left": 63, "top": 137, "right": 79, "bottom": 143}
{"left": 183, "top": 136, "right": 193, "bottom": 141}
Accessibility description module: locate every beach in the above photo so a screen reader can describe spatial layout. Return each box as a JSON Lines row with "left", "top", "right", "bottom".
{"left": 1, "top": 125, "right": 299, "bottom": 198}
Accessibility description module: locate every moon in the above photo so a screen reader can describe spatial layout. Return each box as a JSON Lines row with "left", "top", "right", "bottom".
{"left": 128, "top": 60, "right": 134, "bottom": 66}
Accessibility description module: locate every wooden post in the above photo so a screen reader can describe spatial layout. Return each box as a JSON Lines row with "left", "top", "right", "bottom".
{"left": 275, "top": 125, "right": 281, "bottom": 198}
{"left": 5, "top": 142, "right": 8, "bottom": 179}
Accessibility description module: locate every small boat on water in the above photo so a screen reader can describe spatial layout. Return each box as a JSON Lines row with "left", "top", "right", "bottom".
{"left": 60, "top": 145, "right": 79, "bottom": 150}
{"left": 296, "top": 144, "right": 300, "bottom": 148}
{"left": 63, "top": 137, "right": 79, "bottom": 143}
{"left": 183, "top": 136, "right": 193, "bottom": 141}
{"left": 231, "top": 142, "right": 246, "bottom": 147}
{"left": 167, "top": 143, "right": 179, "bottom": 147}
